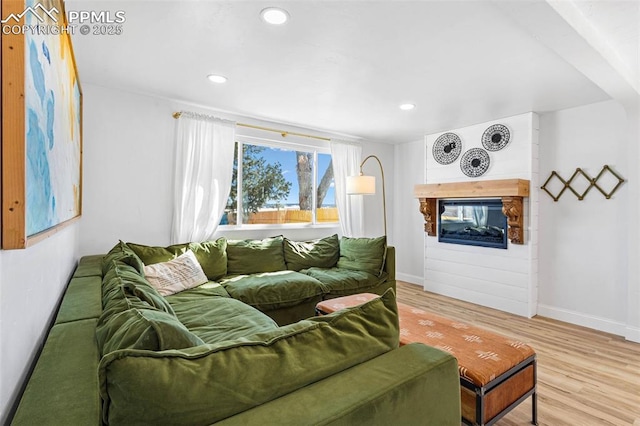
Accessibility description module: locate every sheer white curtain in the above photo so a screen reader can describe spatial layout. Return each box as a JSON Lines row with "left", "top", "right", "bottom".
{"left": 330, "top": 140, "right": 364, "bottom": 237}
{"left": 171, "top": 112, "right": 236, "bottom": 244}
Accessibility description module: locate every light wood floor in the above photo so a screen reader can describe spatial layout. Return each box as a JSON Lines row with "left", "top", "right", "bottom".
{"left": 395, "top": 281, "right": 640, "bottom": 426}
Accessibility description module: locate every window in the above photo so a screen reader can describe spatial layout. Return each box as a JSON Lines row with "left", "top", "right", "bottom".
{"left": 220, "top": 140, "right": 338, "bottom": 226}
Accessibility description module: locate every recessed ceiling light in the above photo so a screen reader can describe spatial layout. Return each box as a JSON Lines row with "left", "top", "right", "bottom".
{"left": 399, "top": 103, "right": 416, "bottom": 111}
{"left": 207, "top": 74, "right": 228, "bottom": 84}
{"left": 260, "top": 7, "right": 290, "bottom": 25}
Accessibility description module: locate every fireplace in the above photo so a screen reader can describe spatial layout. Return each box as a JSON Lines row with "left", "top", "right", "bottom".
{"left": 414, "top": 179, "right": 530, "bottom": 245}
{"left": 438, "top": 199, "right": 507, "bottom": 249}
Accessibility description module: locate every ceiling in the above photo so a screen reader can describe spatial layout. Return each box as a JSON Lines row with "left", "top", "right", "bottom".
{"left": 68, "top": 0, "right": 639, "bottom": 144}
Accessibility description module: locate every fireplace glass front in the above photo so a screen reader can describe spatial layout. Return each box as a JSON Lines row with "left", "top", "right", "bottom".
{"left": 438, "top": 199, "right": 508, "bottom": 249}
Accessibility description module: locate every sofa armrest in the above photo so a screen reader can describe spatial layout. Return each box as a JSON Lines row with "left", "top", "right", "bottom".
{"left": 216, "top": 343, "right": 460, "bottom": 426}
{"left": 11, "top": 319, "right": 101, "bottom": 426}
{"left": 12, "top": 257, "right": 104, "bottom": 426}
{"left": 384, "top": 246, "right": 395, "bottom": 282}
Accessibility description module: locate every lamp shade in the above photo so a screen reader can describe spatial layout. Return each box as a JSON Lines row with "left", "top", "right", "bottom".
{"left": 346, "top": 175, "right": 376, "bottom": 195}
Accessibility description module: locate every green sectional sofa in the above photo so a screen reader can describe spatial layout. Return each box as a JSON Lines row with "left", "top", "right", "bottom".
{"left": 125, "top": 234, "right": 395, "bottom": 325}
{"left": 11, "top": 235, "right": 461, "bottom": 425}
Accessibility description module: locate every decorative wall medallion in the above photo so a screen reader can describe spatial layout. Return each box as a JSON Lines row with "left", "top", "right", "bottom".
{"left": 432, "top": 132, "right": 462, "bottom": 165}
{"left": 460, "top": 148, "right": 490, "bottom": 177}
{"left": 481, "top": 124, "right": 510, "bottom": 151}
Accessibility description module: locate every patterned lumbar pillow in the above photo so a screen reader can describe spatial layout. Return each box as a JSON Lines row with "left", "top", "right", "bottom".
{"left": 143, "top": 250, "right": 208, "bottom": 296}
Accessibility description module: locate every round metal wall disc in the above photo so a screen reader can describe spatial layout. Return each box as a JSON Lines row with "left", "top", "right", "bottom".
{"left": 460, "top": 148, "right": 490, "bottom": 177}
{"left": 481, "top": 124, "right": 510, "bottom": 151}
{"left": 433, "top": 132, "right": 462, "bottom": 165}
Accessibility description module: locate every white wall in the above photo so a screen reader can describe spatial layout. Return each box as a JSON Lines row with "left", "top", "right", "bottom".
{"left": 79, "top": 83, "right": 393, "bottom": 255}
{"left": 80, "top": 85, "right": 175, "bottom": 253}
{"left": 625, "top": 102, "right": 640, "bottom": 342}
{"left": 423, "top": 112, "right": 539, "bottom": 318}
{"left": 362, "top": 142, "right": 395, "bottom": 241}
{"left": 393, "top": 139, "right": 426, "bottom": 284}
{"left": 538, "top": 100, "right": 629, "bottom": 336}
{"left": 0, "top": 224, "right": 80, "bottom": 423}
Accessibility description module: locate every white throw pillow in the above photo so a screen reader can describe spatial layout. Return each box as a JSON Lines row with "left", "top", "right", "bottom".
{"left": 143, "top": 250, "right": 208, "bottom": 296}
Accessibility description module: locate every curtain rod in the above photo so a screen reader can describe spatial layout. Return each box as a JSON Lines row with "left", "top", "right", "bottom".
{"left": 172, "top": 111, "right": 331, "bottom": 142}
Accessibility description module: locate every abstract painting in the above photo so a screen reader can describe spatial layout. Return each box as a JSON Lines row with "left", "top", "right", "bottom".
{"left": 2, "top": 0, "right": 82, "bottom": 249}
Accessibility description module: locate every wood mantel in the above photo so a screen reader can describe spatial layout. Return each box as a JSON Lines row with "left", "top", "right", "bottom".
{"left": 414, "top": 179, "right": 530, "bottom": 244}
{"left": 414, "top": 179, "right": 530, "bottom": 198}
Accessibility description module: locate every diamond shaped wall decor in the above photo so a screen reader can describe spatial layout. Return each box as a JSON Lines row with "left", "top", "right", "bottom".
{"left": 540, "top": 165, "right": 625, "bottom": 202}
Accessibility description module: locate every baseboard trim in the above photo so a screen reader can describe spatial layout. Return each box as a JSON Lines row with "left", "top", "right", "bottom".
{"left": 625, "top": 326, "right": 640, "bottom": 343}
{"left": 537, "top": 304, "right": 626, "bottom": 337}
{"left": 396, "top": 273, "right": 423, "bottom": 286}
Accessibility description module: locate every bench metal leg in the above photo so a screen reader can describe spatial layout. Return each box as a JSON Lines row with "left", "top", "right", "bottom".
{"left": 476, "top": 387, "right": 484, "bottom": 426}
{"left": 531, "top": 358, "right": 538, "bottom": 425}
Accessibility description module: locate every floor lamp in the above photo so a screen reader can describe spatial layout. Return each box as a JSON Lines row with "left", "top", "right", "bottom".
{"left": 346, "top": 155, "right": 387, "bottom": 236}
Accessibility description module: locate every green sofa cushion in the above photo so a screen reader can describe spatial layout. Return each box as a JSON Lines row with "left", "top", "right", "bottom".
{"left": 72, "top": 255, "right": 104, "bottom": 278}
{"left": 124, "top": 280, "right": 175, "bottom": 313}
{"left": 215, "top": 343, "right": 461, "bottom": 426}
{"left": 226, "top": 236, "right": 286, "bottom": 275}
{"left": 54, "top": 276, "right": 102, "bottom": 324}
{"left": 302, "top": 267, "right": 389, "bottom": 296}
{"left": 96, "top": 308, "right": 205, "bottom": 356}
{"left": 102, "top": 262, "right": 175, "bottom": 316}
{"left": 99, "top": 289, "right": 399, "bottom": 426}
{"left": 11, "top": 319, "right": 101, "bottom": 426}
{"left": 188, "top": 240, "right": 228, "bottom": 281}
{"left": 220, "top": 270, "right": 326, "bottom": 311}
{"left": 168, "top": 295, "right": 279, "bottom": 344}
{"left": 127, "top": 239, "right": 228, "bottom": 281}
{"left": 102, "top": 241, "right": 145, "bottom": 276}
{"left": 337, "top": 236, "right": 387, "bottom": 276}
{"left": 100, "top": 283, "right": 165, "bottom": 332}
{"left": 284, "top": 234, "right": 340, "bottom": 271}
{"left": 165, "top": 282, "right": 231, "bottom": 302}
{"left": 126, "top": 242, "right": 184, "bottom": 264}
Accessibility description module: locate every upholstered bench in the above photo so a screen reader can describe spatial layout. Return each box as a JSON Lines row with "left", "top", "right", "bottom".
{"left": 316, "top": 293, "right": 537, "bottom": 426}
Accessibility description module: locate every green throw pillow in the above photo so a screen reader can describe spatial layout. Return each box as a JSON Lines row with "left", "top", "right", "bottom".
{"left": 96, "top": 308, "right": 204, "bottom": 356}
{"left": 127, "top": 239, "right": 228, "bottom": 281}
{"left": 123, "top": 281, "right": 175, "bottom": 314}
{"left": 103, "top": 261, "right": 175, "bottom": 316}
{"left": 102, "top": 241, "right": 145, "bottom": 276}
{"left": 337, "top": 236, "right": 387, "bottom": 276}
{"left": 283, "top": 234, "right": 340, "bottom": 271}
{"left": 100, "top": 277, "right": 178, "bottom": 330}
{"left": 187, "top": 240, "right": 228, "bottom": 280}
{"left": 226, "top": 236, "right": 286, "bottom": 275}
{"left": 126, "top": 242, "right": 184, "bottom": 264}
{"left": 99, "top": 289, "right": 399, "bottom": 425}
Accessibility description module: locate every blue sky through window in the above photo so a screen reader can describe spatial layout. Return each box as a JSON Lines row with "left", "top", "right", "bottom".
{"left": 260, "top": 147, "right": 335, "bottom": 206}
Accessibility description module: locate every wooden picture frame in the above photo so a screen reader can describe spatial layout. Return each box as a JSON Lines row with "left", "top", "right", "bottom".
{"left": 2, "top": 0, "right": 83, "bottom": 249}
